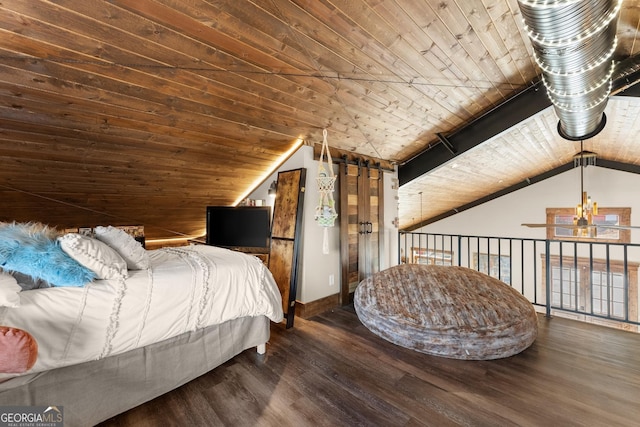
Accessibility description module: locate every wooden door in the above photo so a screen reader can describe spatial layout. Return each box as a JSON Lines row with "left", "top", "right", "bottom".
{"left": 359, "top": 166, "right": 383, "bottom": 281}
{"left": 339, "top": 162, "right": 383, "bottom": 305}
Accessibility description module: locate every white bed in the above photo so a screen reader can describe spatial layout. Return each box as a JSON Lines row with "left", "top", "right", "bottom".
{"left": 0, "top": 241, "right": 283, "bottom": 426}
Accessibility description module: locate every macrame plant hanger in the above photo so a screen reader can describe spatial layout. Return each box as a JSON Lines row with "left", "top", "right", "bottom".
{"left": 314, "top": 129, "right": 338, "bottom": 254}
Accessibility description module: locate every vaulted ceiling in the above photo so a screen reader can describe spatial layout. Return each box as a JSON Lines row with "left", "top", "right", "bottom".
{"left": 1, "top": 1, "right": 639, "bottom": 240}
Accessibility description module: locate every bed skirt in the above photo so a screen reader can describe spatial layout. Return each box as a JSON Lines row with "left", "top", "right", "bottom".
{"left": 0, "top": 315, "right": 270, "bottom": 427}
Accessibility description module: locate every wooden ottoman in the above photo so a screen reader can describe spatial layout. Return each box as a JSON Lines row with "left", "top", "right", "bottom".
{"left": 354, "top": 264, "right": 538, "bottom": 360}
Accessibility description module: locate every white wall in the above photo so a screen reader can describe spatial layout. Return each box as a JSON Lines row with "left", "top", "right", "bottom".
{"left": 250, "top": 145, "right": 399, "bottom": 304}
{"left": 417, "top": 165, "right": 640, "bottom": 243}
{"left": 383, "top": 172, "right": 400, "bottom": 269}
{"left": 297, "top": 147, "right": 341, "bottom": 303}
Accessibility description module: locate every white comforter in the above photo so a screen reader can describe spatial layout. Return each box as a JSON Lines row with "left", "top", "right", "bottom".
{"left": 0, "top": 245, "right": 284, "bottom": 377}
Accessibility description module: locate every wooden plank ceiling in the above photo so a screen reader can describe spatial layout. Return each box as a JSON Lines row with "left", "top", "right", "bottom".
{"left": 0, "top": 0, "right": 639, "bottom": 240}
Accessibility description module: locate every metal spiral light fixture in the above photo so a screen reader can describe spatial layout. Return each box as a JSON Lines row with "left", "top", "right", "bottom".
{"left": 518, "top": 0, "right": 623, "bottom": 140}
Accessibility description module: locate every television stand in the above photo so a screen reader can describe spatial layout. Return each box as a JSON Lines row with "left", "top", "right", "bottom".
{"left": 229, "top": 247, "right": 270, "bottom": 264}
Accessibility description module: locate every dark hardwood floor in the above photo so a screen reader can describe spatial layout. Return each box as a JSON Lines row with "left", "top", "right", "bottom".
{"left": 99, "top": 307, "right": 640, "bottom": 427}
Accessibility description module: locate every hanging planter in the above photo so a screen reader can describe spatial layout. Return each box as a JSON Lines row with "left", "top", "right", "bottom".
{"left": 314, "top": 129, "right": 338, "bottom": 254}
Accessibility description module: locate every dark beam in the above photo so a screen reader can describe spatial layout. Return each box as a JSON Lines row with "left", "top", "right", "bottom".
{"left": 399, "top": 81, "right": 550, "bottom": 186}
{"left": 596, "top": 158, "right": 640, "bottom": 174}
{"left": 611, "top": 54, "right": 640, "bottom": 97}
{"left": 613, "top": 75, "right": 640, "bottom": 97}
{"left": 435, "top": 133, "right": 457, "bottom": 154}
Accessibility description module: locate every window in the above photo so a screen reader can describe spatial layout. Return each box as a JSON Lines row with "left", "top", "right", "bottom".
{"left": 551, "top": 266, "right": 579, "bottom": 310}
{"left": 411, "top": 248, "right": 452, "bottom": 265}
{"left": 591, "top": 271, "right": 626, "bottom": 318}
{"left": 473, "top": 253, "right": 511, "bottom": 284}
{"left": 542, "top": 255, "right": 638, "bottom": 322}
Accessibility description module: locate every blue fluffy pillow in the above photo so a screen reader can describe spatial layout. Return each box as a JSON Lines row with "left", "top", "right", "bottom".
{"left": 0, "top": 222, "right": 95, "bottom": 287}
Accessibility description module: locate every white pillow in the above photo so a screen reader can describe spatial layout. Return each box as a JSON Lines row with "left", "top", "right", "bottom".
{"left": 93, "top": 226, "right": 149, "bottom": 270}
{"left": 0, "top": 271, "right": 21, "bottom": 307}
{"left": 58, "top": 233, "right": 128, "bottom": 280}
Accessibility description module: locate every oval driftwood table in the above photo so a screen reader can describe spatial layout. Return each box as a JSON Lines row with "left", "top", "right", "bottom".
{"left": 354, "top": 264, "right": 538, "bottom": 360}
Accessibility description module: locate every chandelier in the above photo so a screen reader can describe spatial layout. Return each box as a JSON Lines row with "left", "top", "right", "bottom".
{"left": 573, "top": 142, "right": 598, "bottom": 234}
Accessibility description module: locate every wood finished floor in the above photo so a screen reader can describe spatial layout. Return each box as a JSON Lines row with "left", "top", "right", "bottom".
{"left": 99, "top": 307, "right": 640, "bottom": 427}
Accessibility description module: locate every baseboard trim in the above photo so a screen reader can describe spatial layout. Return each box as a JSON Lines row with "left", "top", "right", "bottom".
{"left": 295, "top": 293, "right": 340, "bottom": 319}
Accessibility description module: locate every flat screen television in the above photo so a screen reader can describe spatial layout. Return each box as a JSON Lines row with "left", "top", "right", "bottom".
{"left": 206, "top": 206, "right": 271, "bottom": 252}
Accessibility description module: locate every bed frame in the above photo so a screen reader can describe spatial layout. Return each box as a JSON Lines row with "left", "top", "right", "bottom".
{"left": 0, "top": 315, "right": 270, "bottom": 427}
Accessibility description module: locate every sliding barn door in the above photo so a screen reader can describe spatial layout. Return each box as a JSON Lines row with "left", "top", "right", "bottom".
{"left": 339, "top": 162, "right": 383, "bottom": 305}
{"left": 269, "top": 168, "right": 306, "bottom": 328}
